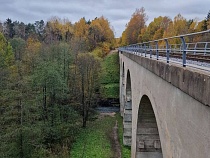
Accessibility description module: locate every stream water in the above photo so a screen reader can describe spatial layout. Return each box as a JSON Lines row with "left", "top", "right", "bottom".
{"left": 95, "top": 106, "right": 120, "bottom": 113}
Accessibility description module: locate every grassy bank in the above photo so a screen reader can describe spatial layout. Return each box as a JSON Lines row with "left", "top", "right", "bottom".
{"left": 70, "top": 113, "right": 131, "bottom": 158}
{"left": 100, "top": 51, "right": 120, "bottom": 99}
{"left": 70, "top": 115, "right": 115, "bottom": 158}
{"left": 116, "top": 114, "right": 131, "bottom": 158}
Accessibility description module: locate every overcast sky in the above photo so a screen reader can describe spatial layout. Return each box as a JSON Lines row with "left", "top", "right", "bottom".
{"left": 0, "top": 0, "right": 209, "bottom": 37}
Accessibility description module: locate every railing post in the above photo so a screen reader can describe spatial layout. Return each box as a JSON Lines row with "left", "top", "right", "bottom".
{"left": 174, "top": 44, "right": 176, "bottom": 53}
{"left": 193, "top": 43, "right": 197, "bottom": 55}
{"left": 155, "top": 41, "right": 159, "bottom": 60}
{"left": 132, "top": 45, "right": 134, "bottom": 54}
{"left": 140, "top": 44, "right": 143, "bottom": 56}
{"left": 204, "top": 42, "right": 208, "bottom": 55}
{"left": 144, "top": 44, "right": 146, "bottom": 57}
{"left": 180, "top": 36, "right": 186, "bottom": 67}
{"left": 136, "top": 45, "right": 138, "bottom": 55}
{"left": 164, "top": 39, "right": 170, "bottom": 63}
{"left": 138, "top": 44, "right": 140, "bottom": 56}
{"left": 149, "top": 43, "right": 152, "bottom": 58}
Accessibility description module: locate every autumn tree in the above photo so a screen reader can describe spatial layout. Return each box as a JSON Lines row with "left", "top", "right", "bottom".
{"left": 138, "top": 27, "right": 149, "bottom": 42}
{"left": 72, "top": 17, "right": 91, "bottom": 54}
{"left": 0, "top": 33, "right": 26, "bottom": 158}
{"left": 76, "top": 53, "right": 101, "bottom": 127}
{"left": 89, "top": 16, "right": 115, "bottom": 51}
{"left": 0, "top": 15, "right": 117, "bottom": 157}
{"left": 0, "top": 33, "right": 14, "bottom": 106}
{"left": 43, "top": 17, "right": 73, "bottom": 43}
{"left": 163, "top": 14, "right": 188, "bottom": 38}
{"left": 145, "top": 16, "right": 171, "bottom": 40}
{"left": 121, "top": 7, "right": 147, "bottom": 44}
{"left": 23, "top": 37, "right": 41, "bottom": 73}
{"left": 0, "top": 33, "right": 14, "bottom": 70}
{"left": 74, "top": 17, "right": 89, "bottom": 40}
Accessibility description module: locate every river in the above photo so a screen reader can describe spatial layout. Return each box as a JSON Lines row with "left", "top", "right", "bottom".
{"left": 95, "top": 106, "right": 120, "bottom": 113}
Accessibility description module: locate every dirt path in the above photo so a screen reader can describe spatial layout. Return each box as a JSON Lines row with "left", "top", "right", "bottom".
{"left": 108, "top": 50, "right": 118, "bottom": 55}
{"left": 112, "top": 120, "right": 121, "bottom": 158}
{"left": 98, "top": 112, "right": 121, "bottom": 158}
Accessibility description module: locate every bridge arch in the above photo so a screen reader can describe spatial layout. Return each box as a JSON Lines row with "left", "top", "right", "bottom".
{"left": 136, "top": 95, "right": 163, "bottom": 158}
{"left": 123, "top": 69, "right": 132, "bottom": 146}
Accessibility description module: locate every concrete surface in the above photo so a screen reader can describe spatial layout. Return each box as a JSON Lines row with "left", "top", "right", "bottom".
{"left": 119, "top": 52, "right": 210, "bottom": 158}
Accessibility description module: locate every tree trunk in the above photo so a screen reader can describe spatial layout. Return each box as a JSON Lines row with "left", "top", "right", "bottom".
{"left": 43, "top": 83, "right": 47, "bottom": 122}
{"left": 82, "top": 73, "right": 86, "bottom": 128}
{"left": 19, "top": 99, "right": 24, "bottom": 158}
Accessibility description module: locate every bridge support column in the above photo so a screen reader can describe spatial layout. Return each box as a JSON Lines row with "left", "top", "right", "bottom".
{"left": 120, "top": 85, "right": 125, "bottom": 116}
{"left": 123, "top": 101, "right": 132, "bottom": 146}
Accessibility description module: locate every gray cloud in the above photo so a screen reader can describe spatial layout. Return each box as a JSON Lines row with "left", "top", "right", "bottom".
{"left": 0, "top": 0, "right": 209, "bottom": 37}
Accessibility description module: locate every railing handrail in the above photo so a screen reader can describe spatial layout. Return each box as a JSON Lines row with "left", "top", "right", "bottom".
{"left": 119, "top": 30, "right": 210, "bottom": 67}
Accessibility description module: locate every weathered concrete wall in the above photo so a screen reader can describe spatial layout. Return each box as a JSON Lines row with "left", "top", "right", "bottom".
{"left": 123, "top": 101, "right": 132, "bottom": 146}
{"left": 119, "top": 52, "right": 210, "bottom": 158}
{"left": 123, "top": 53, "right": 210, "bottom": 107}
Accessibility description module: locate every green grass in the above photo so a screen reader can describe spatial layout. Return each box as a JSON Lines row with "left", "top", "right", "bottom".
{"left": 70, "top": 115, "right": 116, "bottom": 158}
{"left": 70, "top": 113, "right": 131, "bottom": 158}
{"left": 116, "top": 113, "right": 131, "bottom": 158}
{"left": 100, "top": 83, "right": 119, "bottom": 98}
{"left": 100, "top": 52, "right": 120, "bottom": 99}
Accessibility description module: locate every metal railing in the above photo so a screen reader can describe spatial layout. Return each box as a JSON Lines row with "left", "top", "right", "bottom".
{"left": 119, "top": 30, "right": 210, "bottom": 67}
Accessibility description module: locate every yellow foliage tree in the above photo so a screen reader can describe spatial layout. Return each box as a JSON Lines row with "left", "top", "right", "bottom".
{"left": 74, "top": 18, "right": 89, "bottom": 40}
{"left": 163, "top": 14, "right": 188, "bottom": 38}
{"left": 44, "top": 17, "right": 73, "bottom": 43}
{"left": 89, "top": 16, "right": 114, "bottom": 50}
{"left": 23, "top": 37, "right": 41, "bottom": 73}
{"left": 163, "top": 14, "right": 188, "bottom": 44}
{"left": 122, "top": 7, "right": 147, "bottom": 44}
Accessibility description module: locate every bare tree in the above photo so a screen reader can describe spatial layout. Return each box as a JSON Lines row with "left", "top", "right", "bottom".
{"left": 77, "top": 53, "right": 100, "bottom": 127}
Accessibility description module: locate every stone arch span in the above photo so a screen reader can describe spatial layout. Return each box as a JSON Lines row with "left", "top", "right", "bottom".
{"left": 136, "top": 95, "right": 163, "bottom": 158}
{"left": 123, "top": 69, "right": 132, "bottom": 146}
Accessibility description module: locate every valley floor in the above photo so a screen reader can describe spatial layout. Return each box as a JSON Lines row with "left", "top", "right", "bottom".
{"left": 70, "top": 112, "right": 131, "bottom": 158}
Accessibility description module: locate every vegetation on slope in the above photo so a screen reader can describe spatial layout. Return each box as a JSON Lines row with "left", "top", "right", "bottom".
{"left": 116, "top": 114, "right": 131, "bottom": 158}
{"left": 70, "top": 115, "right": 115, "bottom": 158}
{"left": 100, "top": 51, "right": 120, "bottom": 99}
{"left": 70, "top": 113, "right": 131, "bottom": 158}
{"left": 0, "top": 15, "right": 116, "bottom": 157}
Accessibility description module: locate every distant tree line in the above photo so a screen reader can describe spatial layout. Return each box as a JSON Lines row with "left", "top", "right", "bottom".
{"left": 119, "top": 8, "right": 210, "bottom": 45}
{"left": 0, "top": 16, "right": 115, "bottom": 157}
{"left": 0, "top": 16, "right": 115, "bottom": 51}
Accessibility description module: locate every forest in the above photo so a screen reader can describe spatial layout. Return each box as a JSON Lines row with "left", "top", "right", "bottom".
{"left": 0, "top": 16, "right": 116, "bottom": 157}
{"left": 1, "top": 7, "right": 210, "bottom": 158}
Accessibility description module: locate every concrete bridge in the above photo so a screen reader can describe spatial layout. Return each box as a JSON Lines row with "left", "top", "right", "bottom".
{"left": 119, "top": 30, "right": 210, "bottom": 158}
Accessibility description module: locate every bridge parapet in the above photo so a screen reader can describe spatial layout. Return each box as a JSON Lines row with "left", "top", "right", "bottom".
{"left": 119, "top": 30, "right": 210, "bottom": 107}
{"left": 123, "top": 52, "right": 210, "bottom": 107}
